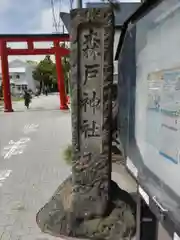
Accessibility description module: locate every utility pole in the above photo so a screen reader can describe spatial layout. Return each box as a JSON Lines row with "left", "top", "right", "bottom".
{"left": 77, "top": 0, "right": 82, "bottom": 8}
{"left": 70, "top": 0, "right": 73, "bottom": 9}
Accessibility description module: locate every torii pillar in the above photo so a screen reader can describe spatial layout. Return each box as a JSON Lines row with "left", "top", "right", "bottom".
{"left": 54, "top": 41, "right": 68, "bottom": 110}
{"left": 0, "top": 40, "right": 13, "bottom": 112}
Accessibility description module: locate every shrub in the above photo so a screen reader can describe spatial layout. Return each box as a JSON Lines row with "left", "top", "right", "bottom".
{"left": 63, "top": 144, "right": 73, "bottom": 165}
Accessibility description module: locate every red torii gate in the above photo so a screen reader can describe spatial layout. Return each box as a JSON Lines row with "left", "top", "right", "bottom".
{"left": 0, "top": 34, "right": 70, "bottom": 112}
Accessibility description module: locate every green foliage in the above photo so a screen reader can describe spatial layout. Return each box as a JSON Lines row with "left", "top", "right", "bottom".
{"left": 62, "top": 56, "right": 70, "bottom": 94}
{"left": 61, "top": 43, "right": 71, "bottom": 94}
{"left": 32, "top": 47, "right": 70, "bottom": 93}
{"left": 11, "top": 96, "right": 24, "bottom": 102}
{"left": 63, "top": 144, "right": 73, "bottom": 165}
{"left": 26, "top": 60, "right": 37, "bottom": 65}
{"left": 32, "top": 55, "right": 56, "bottom": 85}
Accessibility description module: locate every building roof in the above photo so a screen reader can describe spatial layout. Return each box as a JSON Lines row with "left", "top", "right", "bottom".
{"left": 9, "top": 59, "right": 27, "bottom": 68}
{"left": 0, "top": 59, "right": 28, "bottom": 74}
{"left": 0, "top": 59, "right": 34, "bottom": 74}
{"left": 9, "top": 67, "right": 26, "bottom": 73}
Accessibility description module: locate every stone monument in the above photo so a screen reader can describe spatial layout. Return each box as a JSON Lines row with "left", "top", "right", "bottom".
{"left": 36, "top": 7, "right": 136, "bottom": 240}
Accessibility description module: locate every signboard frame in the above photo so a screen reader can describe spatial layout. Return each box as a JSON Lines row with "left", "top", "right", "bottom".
{"left": 117, "top": 0, "right": 180, "bottom": 239}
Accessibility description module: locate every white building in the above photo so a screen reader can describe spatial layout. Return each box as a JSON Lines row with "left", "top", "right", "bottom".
{"left": 0, "top": 59, "right": 39, "bottom": 96}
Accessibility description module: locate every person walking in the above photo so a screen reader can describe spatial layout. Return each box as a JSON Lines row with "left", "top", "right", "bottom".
{"left": 44, "top": 85, "right": 48, "bottom": 96}
{"left": 24, "top": 89, "right": 31, "bottom": 109}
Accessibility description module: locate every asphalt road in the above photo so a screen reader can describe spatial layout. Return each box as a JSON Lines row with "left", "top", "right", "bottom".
{"left": 0, "top": 95, "right": 71, "bottom": 240}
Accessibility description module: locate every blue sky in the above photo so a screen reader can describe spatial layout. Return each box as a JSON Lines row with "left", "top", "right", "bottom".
{"left": 0, "top": 0, "right": 97, "bottom": 62}
{"left": 0, "top": 0, "right": 110, "bottom": 34}
{"left": 0, "top": 0, "right": 141, "bottom": 34}
{"left": 0, "top": 0, "right": 70, "bottom": 34}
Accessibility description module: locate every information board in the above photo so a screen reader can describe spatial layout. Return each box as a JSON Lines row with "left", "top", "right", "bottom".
{"left": 135, "top": 0, "right": 180, "bottom": 197}
{"left": 118, "top": 0, "right": 180, "bottom": 232}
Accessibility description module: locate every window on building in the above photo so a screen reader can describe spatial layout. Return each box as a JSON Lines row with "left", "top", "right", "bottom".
{"left": 17, "top": 85, "right": 21, "bottom": 91}
{"left": 16, "top": 74, "right": 20, "bottom": 79}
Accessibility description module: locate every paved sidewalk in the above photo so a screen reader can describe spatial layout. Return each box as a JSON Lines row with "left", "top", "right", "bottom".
{"left": 0, "top": 94, "right": 62, "bottom": 113}
{"left": 0, "top": 95, "right": 71, "bottom": 240}
{"left": 0, "top": 95, "right": 137, "bottom": 240}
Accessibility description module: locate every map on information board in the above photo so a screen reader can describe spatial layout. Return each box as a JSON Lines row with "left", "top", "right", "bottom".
{"left": 160, "top": 70, "right": 180, "bottom": 164}
{"left": 146, "top": 68, "right": 180, "bottom": 164}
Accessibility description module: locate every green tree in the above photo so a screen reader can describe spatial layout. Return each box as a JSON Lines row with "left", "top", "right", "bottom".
{"left": 26, "top": 60, "right": 37, "bottom": 65}
{"left": 60, "top": 42, "right": 70, "bottom": 94}
{"left": 51, "top": 43, "right": 70, "bottom": 95}
{"left": 51, "top": 56, "right": 70, "bottom": 94}
{"left": 33, "top": 44, "right": 70, "bottom": 94}
{"left": 62, "top": 56, "right": 70, "bottom": 94}
{"left": 32, "top": 55, "right": 56, "bottom": 93}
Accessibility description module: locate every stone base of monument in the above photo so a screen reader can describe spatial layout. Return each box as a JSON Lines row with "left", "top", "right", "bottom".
{"left": 36, "top": 176, "right": 136, "bottom": 240}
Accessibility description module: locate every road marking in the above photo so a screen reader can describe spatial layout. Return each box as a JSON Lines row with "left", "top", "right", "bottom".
{"left": 0, "top": 170, "right": 12, "bottom": 187}
{"left": 23, "top": 124, "right": 39, "bottom": 134}
{"left": 1, "top": 138, "right": 30, "bottom": 159}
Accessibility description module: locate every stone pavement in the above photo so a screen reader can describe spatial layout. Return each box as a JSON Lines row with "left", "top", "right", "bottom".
{"left": 0, "top": 94, "right": 137, "bottom": 240}
{"left": 0, "top": 95, "right": 72, "bottom": 240}
{"left": 12, "top": 94, "right": 61, "bottom": 112}
{"left": 0, "top": 94, "right": 62, "bottom": 113}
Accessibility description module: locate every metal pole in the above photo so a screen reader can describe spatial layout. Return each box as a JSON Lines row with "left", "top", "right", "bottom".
{"left": 77, "top": 0, "right": 82, "bottom": 8}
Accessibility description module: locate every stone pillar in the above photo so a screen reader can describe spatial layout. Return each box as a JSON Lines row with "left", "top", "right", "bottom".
{"left": 36, "top": 7, "right": 136, "bottom": 240}
{"left": 70, "top": 7, "right": 114, "bottom": 219}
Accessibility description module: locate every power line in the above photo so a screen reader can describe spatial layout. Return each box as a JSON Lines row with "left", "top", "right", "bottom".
{"left": 50, "top": 0, "right": 58, "bottom": 32}
{"left": 70, "top": 0, "right": 74, "bottom": 9}
{"left": 50, "top": 0, "right": 75, "bottom": 33}
{"left": 57, "top": 0, "right": 62, "bottom": 31}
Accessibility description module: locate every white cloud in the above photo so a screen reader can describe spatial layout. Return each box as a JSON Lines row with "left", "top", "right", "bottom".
{"left": 119, "top": 0, "right": 141, "bottom": 2}
{"left": 6, "top": 2, "right": 70, "bottom": 63}
{"left": 33, "top": 1, "right": 70, "bottom": 34}
{"left": 34, "top": 8, "right": 57, "bottom": 34}
{"left": 0, "top": 0, "right": 11, "bottom": 13}
{"left": 5, "top": 0, "right": 141, "bottom": 64}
